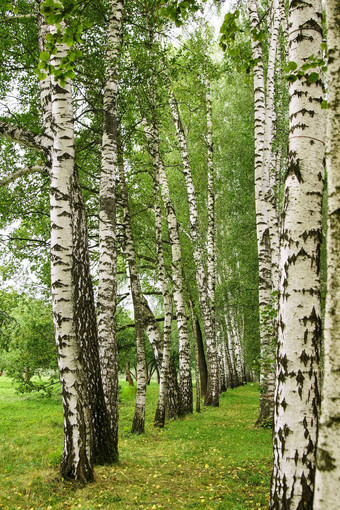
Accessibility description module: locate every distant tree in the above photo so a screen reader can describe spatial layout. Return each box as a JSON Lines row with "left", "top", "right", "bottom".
{"left": 0, "top": 291, "right": 58, "bottom": 394}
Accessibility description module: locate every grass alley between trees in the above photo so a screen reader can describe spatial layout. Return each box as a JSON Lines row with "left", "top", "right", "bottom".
{"left": 0, "top": 379, "right": 272, "bottom": 510}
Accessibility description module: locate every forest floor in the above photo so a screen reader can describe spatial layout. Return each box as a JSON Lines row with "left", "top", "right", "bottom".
{"left": 0, "top": 377, "right": 272, "bottom": 510}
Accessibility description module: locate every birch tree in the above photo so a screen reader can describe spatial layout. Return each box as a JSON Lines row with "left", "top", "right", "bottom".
{"left": 270, "top": 0, "right": 325, "bottom": 504}
{"left": 205, "top": 76, "right": 216, "bottom": 363}
{"left": 49, "top": 24, "right": 94, "bottom": 481}
{"left": 118, "top": 154, "right": 148, "bottom": 434}
{"left": 314, "top": 1, "right": 340, "bottom": 506}
{"left": 168, "top": 86, "right": 220, "bottom": 407}
{"left": 96, "top": 0, "right": 123, "bottom": 461}
{"left": 152, "top": 148, "right": 173, "bottom": 426}
{"left": 1, "top": 1, "right": 125, "bottom": 473}
{"left": 248, "top": 0, "right": 281, "bottom": 426}
{"left": 143, "top": 117, "right": 193, "bottom": 416}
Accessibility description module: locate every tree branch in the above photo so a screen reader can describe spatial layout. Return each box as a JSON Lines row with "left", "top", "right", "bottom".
{"left": 0, "top": 120, "right": 51, "bottom": 154}
{"left": 0, "top": 166, "right": 45, "bottom": 188}
{"left": 3, "top": 14, "right": 37, "bottom": 21}
{"left": 117, "top": 316, "right": 175, "bottom": 332}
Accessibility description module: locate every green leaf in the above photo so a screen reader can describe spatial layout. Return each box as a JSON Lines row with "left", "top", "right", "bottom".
{"left": 62, "top": 34, "right": 74, "bottom": 47}
{"left": 307, "top": 72, "right": 319, "bottom": 83}
{"left": 321, "top": 100, "right": 327, "bottom": 109}
{"left": 40, "top": 51, "right": 50, "bottom": 62}
{"left": 286, "top": 74, "right": 298, "bottom": 83}
{"left": 65, "top": 70, "right": 76, "bottom": 80}
{"left": 286, "top": 61, "right": 298, "bottom": 72}
{"left": 38, "top": 73, "right": 47, "bottom": 81}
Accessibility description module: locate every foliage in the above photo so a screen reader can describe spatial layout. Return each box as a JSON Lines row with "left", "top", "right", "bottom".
{"left": 0, "top": 291, "right": 58, "bottom": 394}
{"left": 157, "top": 0, "right": 205, "bottom": 26}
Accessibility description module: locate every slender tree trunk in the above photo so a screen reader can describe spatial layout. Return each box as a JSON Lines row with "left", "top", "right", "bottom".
{"left": 96, "top": 0, "right": 123, "bottom": 455}
{"left": 72, "top": 171, "right": 118, "bottom": 465}
{"left": 314, "top": 1, "right": 340, "bottom": 506}
{"left": 195, "top": 318, "right": 208, "bottom": 396}
{"left": 218, "top": 340, "right": 227, "bottom": 393}
{"left": 206, "top": 77, "right": 217, "bottom": 368}
{"left": 38, "top": 8, "right": 116, "bottom": 466}
{"left": 143, "top": 118, "right": 193, "bottom": 415}
{"left": 270, "top": 0, "right": 325, "bottom": 505}
{"left": 230, "top": 313, "right": 245, "bottom": 386}
{"left": 189, "top": 300, "right": 201, "bottom": 412}
{"left": 224, "top": 311, "right": 243, "bottom": 387}
{"left": 249, "top": 0, "right": 277, "bottom": 426}
{"left": 50, "top": 32, "right": 93, "bottom": 481}
{"left": 264, "top": 0, "right": 281, "bottom": 295}
{"left": 118, "top": 155, "right": 147, "bottom": 434}
{"left": 126, "top": 362, "right": 134, "bottom": 386}
{"left": 219, "top": 319, "right": 234, "bottom": 389}
{"left": 168, "top": 88, "right": 219, "bottom": 406}
{"left": 153, "top": 151, "right": 172, "bottom": 427}
{"left": 224, "top": 299, "right": 245, "bottom": 387}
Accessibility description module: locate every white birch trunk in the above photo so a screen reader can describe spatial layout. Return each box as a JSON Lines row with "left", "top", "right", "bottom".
{"left": 314, "top": 1, "right": 340, "bottom": 506}
{"left": 206, "top": 78, "right": 216, "bottom": 328}
{"left": 50, "top": 32, "right": 93, "bottom": 481}
{"left": 270, "top": 0, "right": 325, "bottom": 505}
{"left": 38, "top": 5, "right": 53, "bottom": 145}
{"left": 143, "top": 118, "right": 193, "bottom": 415}
{"left": 153, "top": 150, "right": 173, "bottom": 427}
{"left": 229, "top": 312, "right": 245, "bottom": 386}
{"left": 249, "top": 0, "right": 278, "bottom": 425}
{"left": 220, "top": 326, "right": 233, "bottom": 389}
{"left": 118, "top": 156, "right": 147, "bottom": 434}
{"left": 225, "top": 313, "right": 241, "bottom": 387}
{"left": 264, "top": 0, "right": 281, "bottom": 295}
{"left": 38, "top": 8, "right": 117, "bottom": 466}
{"left": 168, "top": 87, "right": 219, "bottom": 406}
{"left": 96, "top": 0, "right": 123, "bottom": 452}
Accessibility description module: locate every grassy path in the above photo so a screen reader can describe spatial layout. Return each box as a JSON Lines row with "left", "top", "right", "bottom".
{"left": 0, "top": 378, "right": 272, "bottom": 509}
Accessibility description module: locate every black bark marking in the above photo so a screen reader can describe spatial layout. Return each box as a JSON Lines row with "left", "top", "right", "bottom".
{"left": 286, "top": 155, "right": 303, "bottom": 183}
{"left": 316, "top": 447, "right": 336, "bottom": 472}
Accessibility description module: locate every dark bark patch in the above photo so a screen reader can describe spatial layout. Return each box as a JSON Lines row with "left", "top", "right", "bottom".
{"left": 286, "top": 155, "right": 303, "bottom": 183}
{"left": 299, "top": 350, "right": 310, "bottom": 366}
{"left": 298, "top": 471, "right": 314, "bottom": 509}
{"left": 316, "top": 447, "right": 336, "bottom": 472}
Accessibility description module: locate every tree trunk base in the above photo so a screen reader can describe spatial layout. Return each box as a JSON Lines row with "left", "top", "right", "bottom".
{"left": 61, "top": 454, "right": 94, "bottom": 483}
{"left": 154, "top": 405, "right": 165, "bottom": 428}
{"left": 94, "top": 443, "right": 119, "bottom": 465}
{"left": 204, "top": 388, "right": 219, "bottom": 407}
{"left": 131, "top": 409, "right": 145, "bottom": 434}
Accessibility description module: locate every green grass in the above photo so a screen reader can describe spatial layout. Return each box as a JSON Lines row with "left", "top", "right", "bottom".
{"left": 0, "top": 377, "right": 272, "bottom": 510}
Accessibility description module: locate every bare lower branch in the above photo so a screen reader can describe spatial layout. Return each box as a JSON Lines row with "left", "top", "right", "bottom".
{"left": 0, "top": 165, "right": 45, "bottom": 188}
{"left": 0, "top": 120, "right": 51, "bottom": 153}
